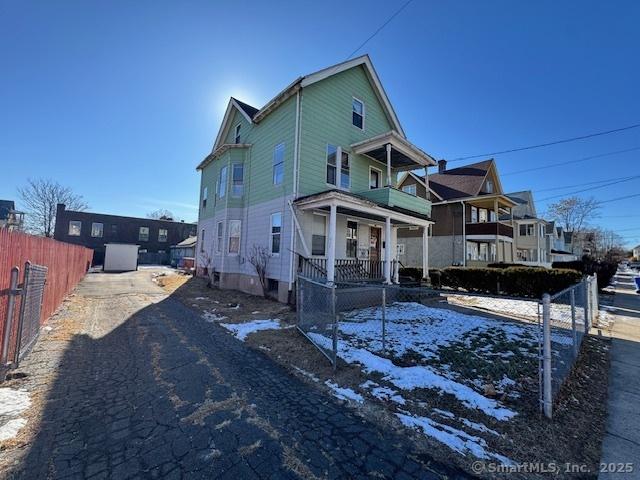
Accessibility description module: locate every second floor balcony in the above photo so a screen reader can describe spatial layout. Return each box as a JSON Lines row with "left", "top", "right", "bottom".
{"left": 357, "top": 187, "right": 431, "bottom": 217}
{"left": 466, "top": 221, "right": 514, "bottom": 238}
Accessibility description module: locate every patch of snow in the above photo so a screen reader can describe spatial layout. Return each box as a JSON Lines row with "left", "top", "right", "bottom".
{"left": 194, "top": 297, "right": 208, "bottom": 300}
{"left": 0, "top": 388, "right": 31, "bottom": 417}
{"left": 396, "top": 412, "right": 512, "bottom": 464}
{"left": 309, "top": 333, "right": 515, "bottom": 420}
{"left": 251, "top": 311, "right": 261, "bottom": 314}
{"left": 293, "top": 367, "right": 320, "bottom": 383}
{"left": 202, "top": 311, "right": 227, "bottom": 323}
{"left": 325, "top": 381, "right": 364, "bottom": 403}
{"left": 459, "top": 418, "right": 500, "bottom": 436}
{"left": 433, "top": 408, "right": 455, "bottom": 419}
{"left": 370, "top": 386, "right": 406, "bottom": 405}
{"left": 220, "top": 319, "right": 281, "bottom": 341}
{"left": 0, "top": 418, "right": 27, "bottom": 441}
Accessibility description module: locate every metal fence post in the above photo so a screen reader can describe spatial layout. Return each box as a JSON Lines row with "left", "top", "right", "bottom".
{"left": 542, "top": 293, "right": 552, "bottom": 419}
{"left": 1, "top": 267, "right": 20, "bottom": 367}
{"left": 591, "top": 273, "right": 599, "bottom": 326}
{"left": 14, "top": 262, "right": 31, "bottom": 366}
{"left": 381, "top": 286, "right": 386, "bottom": 352}
{"left": 570, "top": 289, "right": 578, "bottom": 358}
{"left": 583, "top": 278, "right": 590, "bottom": 334}
{"left": 331, "top": 285, "right": 337, "bottom": 372}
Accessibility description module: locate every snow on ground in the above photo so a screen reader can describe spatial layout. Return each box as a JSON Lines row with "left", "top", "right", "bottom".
{"left": 293, "top": 367, "right": 320, "bottom": 383}
{"left": 341, "top": 302, "right": 538, "bottom": 361}
{"left": 0, "top": 388, "right": 31, "bottom": 442}
{"left": 396, "top": 412, "right": 513, "bottom": 464}
{"left": 324, "top": 381, "right": 364, "bottom": 403}
{"left": 220, "top": 319, "right": 282, "bottom": 341}
{"left": 309, "top": 332, "right": 516, "bottom": 420}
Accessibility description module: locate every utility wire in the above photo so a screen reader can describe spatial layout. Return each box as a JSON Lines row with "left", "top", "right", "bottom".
{"left": 502, "top": 146, "right": 640, "bottom": 176}
{"left": 450, "top": 123, "right": 640, "bottom": 162}
{"left": 534, "top": 174, "right": 638, "bottom": 193}
{"left": 537, "top": 175, "right": 640, "bottom": 202}
{"left": 598, "top": 192, "right": 640, "bottom": 205}
{"left": 345, "top": 0, "right": 414, "bottom": 60}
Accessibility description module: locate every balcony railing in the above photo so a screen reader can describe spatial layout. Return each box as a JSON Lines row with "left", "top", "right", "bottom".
{"left": 298, "top": 257, "right": 398, "bottom": 282}
{"left": 465, "top": 222, "right": 514, "bottom": 237}
{"left": 356, "top": 187, "right": 431, "bottom": 217}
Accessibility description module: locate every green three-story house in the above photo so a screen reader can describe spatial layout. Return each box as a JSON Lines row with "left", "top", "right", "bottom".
{"left": 196, "top": 55, "right": 436, "bottom": 302}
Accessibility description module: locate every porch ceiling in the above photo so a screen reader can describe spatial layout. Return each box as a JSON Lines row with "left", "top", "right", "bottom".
{"left": 351, "top": 131, "right": 436, "bottom": 170}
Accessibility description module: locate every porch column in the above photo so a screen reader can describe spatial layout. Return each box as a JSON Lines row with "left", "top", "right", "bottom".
{"left": 392, "top": 226, "right": 399, "bottom": 283}
{"left": 386, "top": 144, "right": 392, "bottom": 187}
{"left": 326, "top": 204, "right": 337, "bottom": 284}
{"left": 494, "top": 198, "right": 499, "bottom": 262}
{"left": 384, "top": 216, "right": 392, "bottom": 284}
{"left": 422, "top": 225, "right": 429, "bottom": 281}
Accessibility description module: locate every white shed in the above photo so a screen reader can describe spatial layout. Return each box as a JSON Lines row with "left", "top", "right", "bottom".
{"left": 104, "top": 244, "right": 139, "bottom": 272}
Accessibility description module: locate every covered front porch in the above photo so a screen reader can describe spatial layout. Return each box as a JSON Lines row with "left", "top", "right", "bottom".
{"left": 292, "top": 190, "right": 433, "bottom": 284}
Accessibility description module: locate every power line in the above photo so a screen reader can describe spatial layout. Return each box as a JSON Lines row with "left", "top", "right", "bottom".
{"left": 450, "top": 123, "right": 640, "bottom": 162}
{"left": 345, "top": 0, "right": 414, "bottom": 60}
{"left": 502, "top": 146, "right": 640, "bottom": 176}
{"left": 534, "top": 174, "right": 638, "bottom": 193}
{"left": 598, "top": 192, "right": 640, "bottom": 205}
{"left": 537, "top": 175, "right": 640, "bottom": 202}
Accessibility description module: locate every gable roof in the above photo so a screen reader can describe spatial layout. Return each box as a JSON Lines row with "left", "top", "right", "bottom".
{"left": 505, "top": 190, "right": 537, "bottom": 219}
{"left": 427, "top": 159, "right": 497, "bottom": 201}
{"left": 210, "top": 55, "right": 404, "bottom": 152}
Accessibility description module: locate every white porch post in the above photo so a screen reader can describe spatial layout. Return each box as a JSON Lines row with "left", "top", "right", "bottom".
{"left": 422, "top": 225, "right": 429, "bottom": 280}
{"left": 392, "top": 226, "right": 399, "bottom": 283}
{"left": 386, "top": 144, "right": 392, "bottom": 187}
{"left": 327, "top": 204, "right": 337, "bottom": 284}
{"left": 384, "top": 216, "right": 392, "bottom": 284}
{"left": 494, "top": 198, "right": 499, "bottom": 262}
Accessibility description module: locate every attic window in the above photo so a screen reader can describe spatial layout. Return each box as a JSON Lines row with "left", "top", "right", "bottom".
{"left": 234, "top": 124, "right": 241, "bottom": 143}
{"left": 352, "top": 98, "right": 364, "bottom": 129}
{"left": 485, "top": 180, "right": 494, "bottom": 193}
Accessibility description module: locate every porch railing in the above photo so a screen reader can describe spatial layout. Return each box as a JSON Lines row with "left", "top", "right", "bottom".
{"left": 298, "top": 256, "right": 399, "bottom": 282}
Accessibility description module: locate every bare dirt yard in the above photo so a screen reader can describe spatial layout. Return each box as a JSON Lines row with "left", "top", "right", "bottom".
{"left": 159, "top": 272, "right": 611, "bottom": 479}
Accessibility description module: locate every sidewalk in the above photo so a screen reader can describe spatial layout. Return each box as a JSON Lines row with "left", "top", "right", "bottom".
{"left": 599, "top": 269, "right": 640, "bottom": 479}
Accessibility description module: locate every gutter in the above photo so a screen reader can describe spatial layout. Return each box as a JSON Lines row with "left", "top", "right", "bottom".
{"left": 288, "top": 90, "right": 302, "bottom": 291}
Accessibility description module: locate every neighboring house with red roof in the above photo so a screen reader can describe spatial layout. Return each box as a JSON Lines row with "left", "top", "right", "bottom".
{"left": 397, "top": 159, "right": 518, "bottom": 269}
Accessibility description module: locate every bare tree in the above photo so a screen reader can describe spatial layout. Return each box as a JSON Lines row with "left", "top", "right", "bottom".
{"left": 248, "top": 244, "right": 270, "bottom": 297}
{"left": 198, "top": 250, "right": 217, "bottom": 288}
{"left": 147, "top": 209, "right": 175, "bottom": 221}
{"left": 18, "top": 178, "right": 88, "bottom": 237}
{"left": 546, "top": 196, "right": 600, "bottom": 234}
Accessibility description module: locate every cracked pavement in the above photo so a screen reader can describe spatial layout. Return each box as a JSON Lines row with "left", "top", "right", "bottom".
{"left": 2, "top": 270, "right": 467, "bottom": 479}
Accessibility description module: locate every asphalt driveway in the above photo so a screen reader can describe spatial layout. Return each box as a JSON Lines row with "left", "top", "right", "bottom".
{"left": 2, "top": 270, "right": 465, "bottom": 479}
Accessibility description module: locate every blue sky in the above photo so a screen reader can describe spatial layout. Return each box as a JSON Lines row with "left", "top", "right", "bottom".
{"left": 1, "top": 1, "right": 639, "bottom": 245}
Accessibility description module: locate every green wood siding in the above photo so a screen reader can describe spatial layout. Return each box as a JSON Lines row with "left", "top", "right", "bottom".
{"left": 298, "top": 65, "right": 395, "bottom": 196}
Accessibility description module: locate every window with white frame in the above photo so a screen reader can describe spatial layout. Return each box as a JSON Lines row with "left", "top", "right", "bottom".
{"left": 232, "top": 164, "right": 244, "bottom": 196}
{"left": 234, "top": 123, "right": 241, "bottom": 143}
{"left": 228, "top": 220, "right": 241, "bottom": 255}
{"left": 270, "top": 213, "right": 282, "bottom": 255}
{"left": 346, "top": 221, "right": 358, "bottom": 258}
{"left": 369, "top": 168, "right": 380, "bottom": 189}
{"left": 311, "top": 215, "right": 326, "bottom": 256}
{"left": 471, "top": 206, "right": 478, "bottom": 223}
{"left": 519, "top": 224, "right": 534, "bottom": 236}
{"left": 479, "top": 243, "right": 488, "bottom": 261}
{"left": 340, "top": 151, "right": 350, "bottom": 189}
{"left": 202, "top": 186, "right": 208, "bottom": 208}
{"left": 273, "top": 143, "right": 284, "bottom": 185}
{"left": 68, "top": 221, "right": 81, "bottom": 236}
{"left": 326, "top": 144, "right": 337, "bottom": 186}
{"left": 491, "top": 243, "right": 496, "bottom": 261}
{"left": 479, "top": 208, "right": 488, "bottom": 223}
{"left": 139, "top": 226, "right": 149, "bottom": 242}
{"left": 352, "top": 98, "right": 364, "bottom": 129}
{"left": 200, "top": 229, "right": 205, "bottom": 252}
{"left": 158, "top": 228, "right": 168, "bottom": 242}
{"left": 218, "top": 165, "right": 228, "bottom": 198}
{"left": 216, "top": 222, "right": 223, "bottom": 254}
{"left": 91, "top": 222, "right": 103, "bottom": 238}
{"left": 485, "top": 179, "right": 494, "bottom": 193}
{"left": 402, "top": 184, "right": 416, "bottom": 196}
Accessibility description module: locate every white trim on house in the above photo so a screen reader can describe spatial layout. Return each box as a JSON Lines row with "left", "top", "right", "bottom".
{"left": 351, "top": 130, "right": 436, "bottom": 169}
{"left": 196, "top": 144, "right": 251, "bottom": 171}
{"left": 466, "top": 234, "right": 514, "bottom": 243}
{"left": 369, "top": 165, "right": 383, "bottom": 189}
{"left": 211, "top": 98, "right": 255, "bottom": 152}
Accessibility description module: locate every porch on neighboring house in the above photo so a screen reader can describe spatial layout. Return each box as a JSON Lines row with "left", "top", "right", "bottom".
{"left": 292, "top": 190, "right": 433, "bottom": 284}
{"left": 461, "top": 194, "right": 516, "bottom": 267}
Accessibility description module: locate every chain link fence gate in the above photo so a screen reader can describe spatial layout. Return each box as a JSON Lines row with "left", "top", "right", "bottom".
{"left": 1, "top": 262, "right": 48, "bottom": 374}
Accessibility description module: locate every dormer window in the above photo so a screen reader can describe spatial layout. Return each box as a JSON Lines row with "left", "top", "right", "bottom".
{"left": 352, "top": 98, "right": 364, "bottom": 129}
{"left": 485, "top": 180, "right": 494, "bottom": 193}
{"left": 234, "top": 124, "right": 241, "bottom": 143}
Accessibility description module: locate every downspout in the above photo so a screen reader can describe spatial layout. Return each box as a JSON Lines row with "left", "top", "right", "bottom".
{"left": 288, "top": 90, "right": 302, "bottom": 291}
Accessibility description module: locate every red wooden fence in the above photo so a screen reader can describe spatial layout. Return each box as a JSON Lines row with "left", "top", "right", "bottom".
{"left": 0, "top": 229, "right": 93, "bottom": 348}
